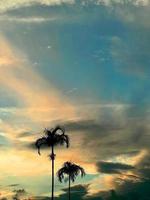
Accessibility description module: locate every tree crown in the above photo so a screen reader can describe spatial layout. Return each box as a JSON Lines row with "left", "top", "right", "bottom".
{"left": 57, "top": 161, "right": 85, "bottom": 182}
{"left": 35, "top": 126, "right": 69, "bottom": 155}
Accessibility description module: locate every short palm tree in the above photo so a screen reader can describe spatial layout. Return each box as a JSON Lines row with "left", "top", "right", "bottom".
{"left": 57, "top": 162, "right": 85, "bottom": 200}
{"left": 35, "top": 126, "right": 69, "bottom": 200}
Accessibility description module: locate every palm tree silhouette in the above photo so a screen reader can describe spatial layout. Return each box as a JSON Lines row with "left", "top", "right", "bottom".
{"left": 57, "top": 162, "right": 85, "bottom": 200}
{"left": 35, "top": 126, "right": 69, "bottom": 200}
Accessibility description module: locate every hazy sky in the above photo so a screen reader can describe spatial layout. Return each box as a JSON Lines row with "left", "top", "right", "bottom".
{"left": 0, "top": 0, "right": 150, "bottom": 199}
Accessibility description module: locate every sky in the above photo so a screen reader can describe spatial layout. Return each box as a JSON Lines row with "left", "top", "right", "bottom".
{"left": 0, "top": 0, "right": 150, "bottom": 199}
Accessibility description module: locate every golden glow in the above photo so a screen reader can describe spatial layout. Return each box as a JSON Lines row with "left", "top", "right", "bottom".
{"left": 0, "top": 34, "right": 76, "bottom": 126}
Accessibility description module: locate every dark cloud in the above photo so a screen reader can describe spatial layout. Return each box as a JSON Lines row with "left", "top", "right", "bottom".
{"left": 28, "top": 182, "right": 150, "bottom": 200}
{"left": 95, "top": 155, "right": 150, "bottom": 199}
{"left": 63, "top": 119, "right": 122, "bottom": 134}
{"left": 96, "top": 161, "right": 134, "bottom": 174}
{"left": 109, "top": 153, "right": 150, "bottom": 200}
{"left": 12, "top": 189, "right": 27, "bottom": 200}
{"left": 29, "top": 197, "right": 50, "bottom": 200}
{"left": 24, "top": 104, "right": 150, "bottom": 175}
{"left": 115, "top": 179, "right": 150, "bottom": 200}
{"left": 58, "top": 110, "right": 150, "bottom": 161}
{"left": 136, "top": 154, "right": 150, "bottom": 180}
{"left": 29, "top": 184, "right": 103, "bottom": 200}
{"left": 8, "top": 184, "right": 20, "bottom": 187}
{"left": 57, "top": 184, "right": 87, "bottom": 200}
{"left": 18, "top": 131, "right": 33, "bottom": 138}
{"left": 17, "top": 129, "right": 42, "bottom": 139}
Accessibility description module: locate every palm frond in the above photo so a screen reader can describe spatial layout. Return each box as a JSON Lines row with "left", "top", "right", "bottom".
{"left": 78, "top": 166, "right": 86, "bottom": 177}
{"left": 35, "top": 137, "right": 47, "bottom": 155}
{"left": 57, "top": 134, "right": 70, "bottom": 147}
{"left": 52, "top": 126, "right": 65, "bottom": 135}
{"left": 35, "top": 126, "right": 69, "bottom": 155}
{"left": 57, "top": 167, "right": 65, "bottom": 182}
{"left": 57, "top": 162, "right": 85, "bottom": 183}
{"left": 63, "top": 134, "right": 70, "bottom": 148}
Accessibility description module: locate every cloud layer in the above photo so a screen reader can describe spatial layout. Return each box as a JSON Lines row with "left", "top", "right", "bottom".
{"left": 0, "top": 0, "right": 150, "bottom": 198}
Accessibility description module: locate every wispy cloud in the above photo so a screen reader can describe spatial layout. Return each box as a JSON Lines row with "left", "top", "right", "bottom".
{"left": 0, "top": 34, "right": 76, "bottom": 125}
{"left": 0, "top": 0, "right": 149, "bottom": 14}
{"left": 0, "top": 0, "right": 149, "bottom": 197}
{"left": 0, "top": 0, "right": 75, "bottom": 13}
{"left": 0, "top": 34, "right": 79, "bottom": 183}
{"left": 0, "top": 15, "right": 58, "bottom": 23}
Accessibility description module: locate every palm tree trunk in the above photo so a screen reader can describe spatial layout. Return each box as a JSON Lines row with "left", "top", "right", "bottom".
{"left": 68, "top": 175, "right": 71, "bottom": 200}
{"left": 51, "top": 145, "right": 54, "bottom": 200}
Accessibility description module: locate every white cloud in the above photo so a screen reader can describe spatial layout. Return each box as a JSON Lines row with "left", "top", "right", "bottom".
{"left": 0, "top": 15, "right": 58, "bottom": 23}
{"left": 0, "top": 0, "right": 149, "bottom": 14}
{"left": 0, "top": 107, "right": 17, "bottom": 114}
{"left": 96, "top": 0, "right": 149, "bottom": 6}
{"left": 0, "top": 0, "right": 75, "bottom": 13}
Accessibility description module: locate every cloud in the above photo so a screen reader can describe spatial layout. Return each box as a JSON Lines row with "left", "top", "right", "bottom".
{"left": 96, "top": 161, "right": 135, "bottom": 174}
{"left": 63, "top": 119, "right": 122, "bottom": 134}
{"left": 1, "top": 158, "right": 150, "bottom": 200}
{"left": 135, "top": 153, "right": 150, "bottom": 179}
{"left": 13, "top": 188, "right": 27, "bottom": 199}
{"left": 0, "top": 1, "right": 150, "bottom": 197}
{"left": 17, "top": 131, "right": 34, "bottom": 138}
{"left": 111, "top": 35, "right": 150, "bottom": 78}
{"left": 58, "top": 103, "right": 150, "bottom": 161}
{"left": 88, "top": 151, "right": 150, "bottom": 199}
{"left": 0, "top": 134, "right": 11, "bottom": 148}
{"left": 29, "top": 184, "right": 100, "bottom": 200}
{"left": 7, "top": 184, "right": 20, "bottom": 187}
{"left": 0, "top": 34, "right": 80, "bottom": 184}
{"left": 0, "top": 15, "right": 58, "bottom": 23}
{"left": 0, "top": 0, "right": 149, "bottom": 13}
{"left": 57, "top": 184, "right": 88, "bottom": 199}
{"left": 0, "top": 0, "right": 75, "bottom": 13}
{"left": 97, "top": 152, "right": 150, "bottom": 199}
{"left": 0, "top": 34, "right": 76, "bottom": 127}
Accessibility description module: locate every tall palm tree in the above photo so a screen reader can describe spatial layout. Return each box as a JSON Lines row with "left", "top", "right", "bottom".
{"left": 57, "top": 162, "right": 85, "bottom": 200}
{"left": 35, "top": 126, "right": 69, "bottom": 200}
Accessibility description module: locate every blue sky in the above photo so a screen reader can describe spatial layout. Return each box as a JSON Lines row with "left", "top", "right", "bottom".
{"left": 0, "top": 0, "right": 150, "bottom": 199}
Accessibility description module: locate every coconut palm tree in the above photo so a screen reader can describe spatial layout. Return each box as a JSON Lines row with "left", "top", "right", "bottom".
{"left": 35, "top": 126, "right": 69, "bottom": 200}
{"left": 57, "top": 162, "right": 85, "bottom": 200}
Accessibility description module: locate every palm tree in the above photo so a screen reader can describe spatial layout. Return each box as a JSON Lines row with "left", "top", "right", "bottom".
{"left": 57, "top": 162, "right": 85, "bottom": 200}
{"left": 35, "top": 126, "right": 69, "bottom": 200}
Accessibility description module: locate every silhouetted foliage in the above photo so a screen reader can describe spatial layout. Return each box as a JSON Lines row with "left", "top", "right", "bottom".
{"left": 35, "top": 126, "right": 69, "bottom": 200}
{"left": 57, "top": 162, "right": 85, "bottom": 182}
{"left": 57, "top": 162, "right": 85, "bottom": 200}
{"left": 35, "top": 126, "right": 69, "bottom": 155}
